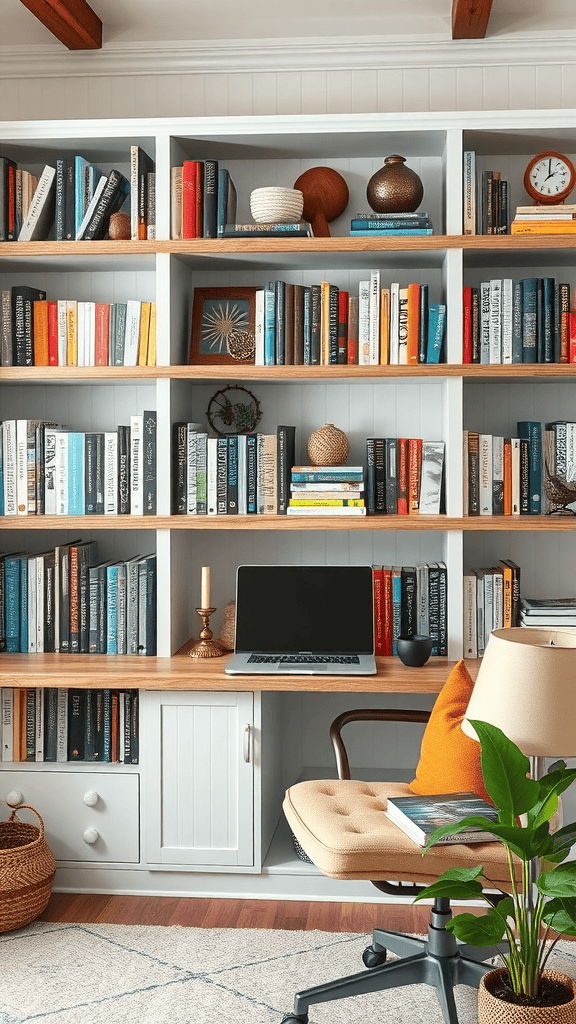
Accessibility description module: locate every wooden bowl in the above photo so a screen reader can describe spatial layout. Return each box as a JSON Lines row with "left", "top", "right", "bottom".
{"left": 293, "top": 167, "right": 349, "bottom": 237}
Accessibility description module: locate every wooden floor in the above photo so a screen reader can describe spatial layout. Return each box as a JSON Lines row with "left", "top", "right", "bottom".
{"left": 39, "top": 893, "right": 481, "bottom": 932}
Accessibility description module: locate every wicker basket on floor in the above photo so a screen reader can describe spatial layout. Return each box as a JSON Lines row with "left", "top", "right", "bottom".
{"left": 0, "top": 804, "right": 56, "bottom": 933}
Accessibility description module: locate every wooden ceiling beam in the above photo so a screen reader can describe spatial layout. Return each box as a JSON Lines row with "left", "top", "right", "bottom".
{"left": 451, "top": 0, "right": 494, "bottom": 39}
{"left": 18, "top": 0, "right": 102, "bottom": 49}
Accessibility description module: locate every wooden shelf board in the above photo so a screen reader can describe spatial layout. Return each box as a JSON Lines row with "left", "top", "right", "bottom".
{"left": 1, "top": 514, "right": 574, "bottom": 532}
{"left": 0, "top": 650, "right": 477, "bottom": 692}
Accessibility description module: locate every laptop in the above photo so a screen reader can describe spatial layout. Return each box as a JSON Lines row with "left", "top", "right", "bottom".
{"left": 225, "top": 564, "right": 376, "bottom": 675}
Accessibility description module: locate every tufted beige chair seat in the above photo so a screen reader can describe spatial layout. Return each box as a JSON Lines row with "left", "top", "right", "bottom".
{"left": 283, "top": 778, "right": 517, "bottom": 888}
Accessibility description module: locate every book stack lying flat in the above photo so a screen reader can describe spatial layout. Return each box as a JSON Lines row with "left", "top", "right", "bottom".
{"left": 520, "top": 597, "right": 576, "bottom": 630}
{"left": 350, "top": 212, "right": 433, "bottom": 236}
{"left": 511, "top": 204, "right": 576, "bottom": 235}
{"left": 385, "top": 792, "right": 499, "bottom": 847}
{"left": 221, "top": 221, "right": 313, "bottom": 237}
{"left": 287, "top": 465, "right": 366, "bottom": 515}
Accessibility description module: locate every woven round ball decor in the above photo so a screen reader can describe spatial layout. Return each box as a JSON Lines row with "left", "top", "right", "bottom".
{"left": 0, "top": 804, "right": 56, "bottom": 933}
{"left": 307, "top": 423, "right": 350, "bottom": 466}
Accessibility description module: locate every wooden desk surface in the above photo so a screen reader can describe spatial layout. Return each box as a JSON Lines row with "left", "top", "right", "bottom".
{"left": 0, "top": 646, "right": 480, "bottom": 693}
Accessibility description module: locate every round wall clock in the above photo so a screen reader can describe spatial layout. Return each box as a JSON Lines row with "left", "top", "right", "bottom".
{"left": 524, "top": 151, "right": 576, "bottom": 204}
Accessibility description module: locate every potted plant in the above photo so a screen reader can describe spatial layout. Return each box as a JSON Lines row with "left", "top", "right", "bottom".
{"left": 414, "top": 720, "right": 576, "bottom": 1022}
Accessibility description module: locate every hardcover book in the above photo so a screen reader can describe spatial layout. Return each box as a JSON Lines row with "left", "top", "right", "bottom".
{"left": 385, "top": 792, "right": 498, "bottom": 846}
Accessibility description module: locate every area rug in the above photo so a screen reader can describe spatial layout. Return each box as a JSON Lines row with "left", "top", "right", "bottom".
{"left": 2, "top": 922, "right": 576, "bottom": 1024}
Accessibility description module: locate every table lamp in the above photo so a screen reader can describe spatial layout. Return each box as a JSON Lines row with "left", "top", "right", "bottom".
{"left": 462, "top": 627, "right": 576, "bottom": 766}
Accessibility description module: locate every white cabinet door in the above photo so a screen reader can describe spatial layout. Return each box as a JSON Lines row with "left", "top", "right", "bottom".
{"left": 143, "top": 691, "right": 254, "bottom": 867}
{"left": 0, "top": 771, "right": 140, "bottom": 863}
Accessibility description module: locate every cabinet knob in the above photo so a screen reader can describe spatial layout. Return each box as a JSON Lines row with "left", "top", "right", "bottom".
{"left": 83, "top": 790, "right": 99, "bottom": 807}
{"left": 6, "top": 791, "right": 23, "bottom": 807}
{"left": 83, "top": 828, "right": 99, "bottom": 845}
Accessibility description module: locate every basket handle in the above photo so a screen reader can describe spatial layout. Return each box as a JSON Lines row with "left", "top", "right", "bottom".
{"left": 6, "top": 803, "right": 46, "bottom": 836}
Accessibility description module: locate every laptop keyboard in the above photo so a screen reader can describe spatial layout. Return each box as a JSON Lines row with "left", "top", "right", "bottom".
{"left": 247, "top": 654, "right": 360, "bottom": 665}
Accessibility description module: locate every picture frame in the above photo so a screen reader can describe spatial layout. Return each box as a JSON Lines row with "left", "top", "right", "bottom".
{"left": 189, "top": 286, "right": 258, "bottom": 364}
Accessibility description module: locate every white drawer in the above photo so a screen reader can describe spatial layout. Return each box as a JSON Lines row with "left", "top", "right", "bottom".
{"left": 1, "top": 771, "right": 140, "bottom": 864}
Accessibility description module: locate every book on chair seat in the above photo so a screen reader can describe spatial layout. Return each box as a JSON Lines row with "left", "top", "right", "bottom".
{"left": 385, "top": 791, "right": 499, "bottom": 846}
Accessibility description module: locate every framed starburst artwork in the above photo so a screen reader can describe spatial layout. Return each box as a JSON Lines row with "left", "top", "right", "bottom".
{"left": 189, "top": 286, "right": 258, "bottom": 364}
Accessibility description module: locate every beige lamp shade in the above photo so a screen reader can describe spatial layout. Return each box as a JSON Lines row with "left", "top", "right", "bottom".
{"left": 462, "top": 627, "right": 576, "bottom": 757}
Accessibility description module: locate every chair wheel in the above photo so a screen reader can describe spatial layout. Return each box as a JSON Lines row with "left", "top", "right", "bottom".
{"left": 363, "top": 944, "right": 387, "bottom": 968}
{"left": 281, "top": 1015, "right": 308, "bottom": 1023}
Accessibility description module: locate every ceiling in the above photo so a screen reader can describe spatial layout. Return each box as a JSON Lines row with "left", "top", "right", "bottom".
{"left": 1, "top": 0, "right": 576, "bottom": 48}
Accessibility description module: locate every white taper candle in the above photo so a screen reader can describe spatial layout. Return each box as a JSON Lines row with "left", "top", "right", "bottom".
{"left": 201, "top": 566, "right": 211, "bottom": 608}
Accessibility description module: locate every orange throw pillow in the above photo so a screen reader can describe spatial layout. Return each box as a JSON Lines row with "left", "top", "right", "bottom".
{"left": 410, "top": 659, "right": 491, "bottom": 803}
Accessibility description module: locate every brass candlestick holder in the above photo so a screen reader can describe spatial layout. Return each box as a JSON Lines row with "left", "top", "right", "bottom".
{"left": 188, "top": 607, "right": 225, "bottom": 658}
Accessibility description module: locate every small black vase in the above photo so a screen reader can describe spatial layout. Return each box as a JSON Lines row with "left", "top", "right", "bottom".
{"left": 396, "top": 635, "right": 433, "bottom": 667}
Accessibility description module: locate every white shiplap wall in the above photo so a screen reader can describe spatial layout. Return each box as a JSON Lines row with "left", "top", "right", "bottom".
{"left": 1, "top": 34, "right": 576, "bottom": 121}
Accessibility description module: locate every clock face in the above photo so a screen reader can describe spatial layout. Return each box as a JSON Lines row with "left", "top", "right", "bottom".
{"left": 524, "top": 151, "right": 576, "bottom": 203}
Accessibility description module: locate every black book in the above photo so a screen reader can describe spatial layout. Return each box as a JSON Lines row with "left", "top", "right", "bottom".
{"left": 102, "top": 689, "right": 112, "bottom": 762}
{"left": 44, "top": 688, "right": 59, "bottom": 762}
{"left": 471, "top": 286, "right": 481, "bottom": 363}
{"left": 123, "top": 691, "right": 133, "bottom": 763}
{"left": 246, "top": 434, "right": 257, "bottom": 513}
{"left": 365, "top": 438, "right": 376, "bottom": 515}
{"left": 437, "top": 560, "right": 448, "bottom": 656}
{"left": 44, "top": 550, "right": 56, "bottom": 653}
{"left": 130, "top": 146, "right": 154, "bottom": 240}
{"left": 202, "top": 159, "right": 219, "bottom": 238}
{"left": 328, "top": 284, "right": 339, "bottom": 364}
{"left": 310, "top": 284, "right": 321, "bottom": 365}
{"left": 85, "top": 432, "right": 104, "bottom": 514}
{"left": 428, "top": 562, "right": 440, "bottom": 655}
{"left": 227, "top": 435, "right": 239, "bottom": 514}
{"left": 93, "top": 689, "right": 105, "bottom": 760}
{"left": 400, "top": 566, "right": 417, "bottom": 637}
{"left": 172, "top": 422, "right": 187, "bottom": 514}
{"left": 138, "top": 553, "right": 156, "bottom": 656}
{"left": 143, "top": 410, "right": 157, "bottom": 514}
{"left": 520, "top": 438, "right": 530, "bottom": 514}
{"left": 78, "top": 542, "right": 96, "bottom": 654}
{"left": 0, "top": 156, "right": 17, "bottom": 241}
{"left": 1, "top": 286, "right": 12, "bottom": 365}
{"left": 277, "top": 425, "right": 296, "bottom": 515}
{"left": 67, "top": 689, "right": 85, "bottom": 760}
{"left": 284, "top": 283, "right": 294, "bottom": 364}
{"left": 83, "top": 688, "right": 96, "bottom": 760}
{"left": 385, "top": 438, "right": 398, "bottom": 514}
{"left": 216, "top": 436, "right": 228, "bottom": 514}
{"left": 126, "top": 689, "right": 139, "bottom": 764}
{"left": 55, "top": 157, "right": 73, "bottom": 241}
{"left": 82, "top": 169, "right": 129, "bottom": 241}
{"left": 372, "top": 437, "right": 386, "bottom": 513}
{"left": 12, "top": 285, "right": 46, "bottom": 366}
{"left": 117, "top": 424, "right": 131, "bottom": 514}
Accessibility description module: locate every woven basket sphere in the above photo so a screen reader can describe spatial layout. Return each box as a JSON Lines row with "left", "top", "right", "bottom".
{"left": 307, "top": 423, "right": 350, "bottom": 466}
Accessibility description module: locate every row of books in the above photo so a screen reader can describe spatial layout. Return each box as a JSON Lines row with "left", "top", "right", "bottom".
{"left": 373, "top": 561, "right": 448, "bottom": 657}
{"left": 1, "top": 287, "right": 156, "bottom": 367}
{"left": 464, "top": 422, "right": 543, "bottom": 517}
{"left": 289, "top": 465, "right": 365, "bottom": 516}
{"left": 173, "top": 424, "right": 296, "bottom": 515}
{"left": 171, "top": 161, "right": 237, "bottom": 239}
{"left": 462, "top": 278, "right": 576, "bottom": 365}
{"left": 519, "top": 596, "right": 576, "bottom": 629}
{"left": 349, "top": 211, "right": 434, "bottom": 236}
{"left": 248, "top": 276, "right": 446, "bottom": 367}
{"left": 462, "top": 153, "right": 509, "bottom": 235}
{"left": 511, "top": 203, "right": 576, "bottom": 236}
{"left": 0, "top": 543, "right": 156, "bottom": 656}
{"left": 366, "top": 437, "right": 445, "bottom": 516}
{"left": 0, "top": 413, "right": 157, "bottom": 517}
{"left": 0, "top": 687, "right": 139, "bottom": 763}
{"left": 463, "top": 559, "right": 521, "bottom": 658}
{"left": 0, "top": 147, "right": 154, "bottom": 242}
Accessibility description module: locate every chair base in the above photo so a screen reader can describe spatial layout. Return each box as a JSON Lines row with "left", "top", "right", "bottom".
{"left": 281, "top": 899, "right": 500, "bottom": 1024}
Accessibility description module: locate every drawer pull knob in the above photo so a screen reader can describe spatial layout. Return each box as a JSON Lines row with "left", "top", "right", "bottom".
{"left": 6, "top": 791, "right": 23, "bottom": 806}
{"left": 83, "top": 791, "right": 99, "bottom": 807}
{"left": 83, "top": 828, "right": 99, "bottom": 845}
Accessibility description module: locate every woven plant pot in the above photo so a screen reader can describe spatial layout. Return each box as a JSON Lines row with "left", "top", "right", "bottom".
{"left": 307, "top": 423, "right": 350, "bottom": 466}
{"left": 0, "top": 804, "right": 56, "bottom": 933}
{"left": 479, "top": 968, "right": 576, "bottom": 1024}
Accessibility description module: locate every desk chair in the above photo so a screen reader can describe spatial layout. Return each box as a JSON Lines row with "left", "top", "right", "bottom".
{"left": 282, "top": 705, "right": 516, "bottom": 1024}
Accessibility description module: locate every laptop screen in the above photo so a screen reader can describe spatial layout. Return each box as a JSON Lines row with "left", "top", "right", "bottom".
{"left": 234, "top": 565, "right": 374, "bottom": 655}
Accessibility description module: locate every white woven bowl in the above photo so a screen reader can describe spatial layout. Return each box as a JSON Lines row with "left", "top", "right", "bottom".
{"left": 250, "top": 187, "right": 304, "bottom": 224}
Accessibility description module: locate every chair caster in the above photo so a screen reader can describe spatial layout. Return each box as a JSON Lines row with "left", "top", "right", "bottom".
{"left": 281, "top": 1015, "right": 308, "bottom": 1023}
{"left": 362, "top": 944, "right": 387, "bottom": 968}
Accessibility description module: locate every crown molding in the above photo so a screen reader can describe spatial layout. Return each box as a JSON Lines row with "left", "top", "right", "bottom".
{"left": 0, "top": 32, "right": 576, "bottom": 78}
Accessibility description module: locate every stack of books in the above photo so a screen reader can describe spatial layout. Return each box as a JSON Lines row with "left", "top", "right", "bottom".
{"left": 287, "top": 465, "right": 366, "bottom": 516}
{"left": 462, "top": 153, "right": 509, "bottom": 234}
{"left": 511, "top": 204, "right": 576, "bottom": 235}
{"left": 349, "top": 212, "right": 433, "bottom": 236}
{"left": 373, "top": 562, "right": 447, "bottom": 657}
{"left": 366, "top": 437, "right": 445, "bottom": 515}
{"left": 221, "top": 221, "right": 313, "bottom": 237}
{"left": 519, "top": 597, "right": 576, "bottom": 630}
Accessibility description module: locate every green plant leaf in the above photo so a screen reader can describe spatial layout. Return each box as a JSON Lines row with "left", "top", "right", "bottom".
{"left": 447, "top": 907, "right": 508, "bottom": 945}
{"left": 542, "top": 898, "right": 576, "bottom": 935}
{"left": 528, "top": 766, "right": 576, "bottom": 829}
{"left": 493, "top": 896, "right": 516, "bottom": 923}
{"left": 470, "top": 721, "right": 540, "bottom": 816}
{"left": 413, "top": 865, "right": 485, "bottom": 903}
{"left": 537, "top": 861, "right": 576, "bottom": 897}
{"left": 422, "top": 815, "right": 505, "bottom": 852}
{"left": 546, "top": 823, "right": 576, "bottom": 864}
